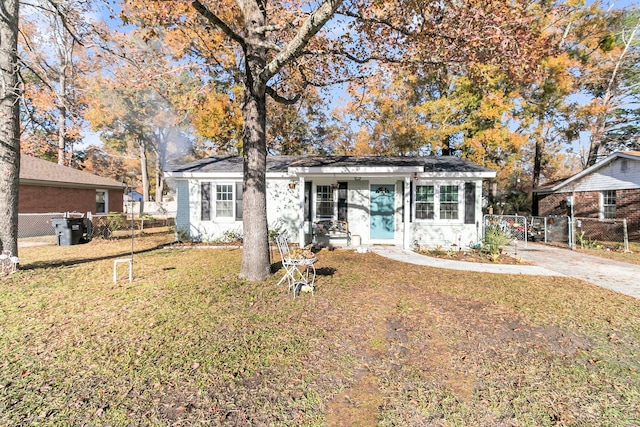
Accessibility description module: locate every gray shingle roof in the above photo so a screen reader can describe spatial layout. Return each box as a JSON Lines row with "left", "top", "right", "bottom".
{"left": 19, "top": 155, "right": 125, "bottom": 189}
{"left": 169, "top": 155, "right": 495, "bottom": 174}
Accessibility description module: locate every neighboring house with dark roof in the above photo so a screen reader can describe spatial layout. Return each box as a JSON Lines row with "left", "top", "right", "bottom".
{"left": 19, "top": 155, "right": 124, "bottom": 214}
{"left": 166, "top": 155, "right": 496, "bottom": 249}
{"left": 533, "top": 151, "right": 640, "bottom": 241}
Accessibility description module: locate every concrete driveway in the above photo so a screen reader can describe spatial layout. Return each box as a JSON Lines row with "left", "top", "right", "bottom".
{"left": 371, "top": 243, "right": 640, "bottom": 299}
{"left": 503, "top": 242, "right": 640, "bottom": 299}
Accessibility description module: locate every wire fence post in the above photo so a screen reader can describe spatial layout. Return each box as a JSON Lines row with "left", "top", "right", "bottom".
{"left": 568, "top": 217, "right": 575, "bottom": 250}
{"left": 623, "top": 219, "right": 629, "bottom": 252}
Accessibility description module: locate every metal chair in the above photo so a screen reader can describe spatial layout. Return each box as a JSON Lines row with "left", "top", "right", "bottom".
{"left": 275, "top": 231, "right": 316, "bottom": 298}
{"left": 0, "top": 251, "right": 19, "bottom": 274}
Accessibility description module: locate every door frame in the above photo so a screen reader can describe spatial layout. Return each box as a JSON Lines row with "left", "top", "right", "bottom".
{"left": 369, "top": 183, "right": 395, "bottom": 242}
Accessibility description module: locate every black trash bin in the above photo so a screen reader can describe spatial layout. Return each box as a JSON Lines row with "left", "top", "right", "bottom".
{"left": 51, "top": 217, "right": 85, "bottom": 246}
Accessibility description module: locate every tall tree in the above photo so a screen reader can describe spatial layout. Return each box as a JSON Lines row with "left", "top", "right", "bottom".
{"left": 0, "top": 0, "right": 20, "bottom": 257}
{"left": 580, "top": 9, "right": 640, "bottom": 165}
{"left": 85, "top": 30, "right": 201, "bottom": 202}
{"left": 123, "top": 0, "right": 545, "bottom": 281}
{"left": 520, "top": 53, "right": 577, "bottom": 190}
{"left": 18, "top": 0, "right": 102, "bottom": 166}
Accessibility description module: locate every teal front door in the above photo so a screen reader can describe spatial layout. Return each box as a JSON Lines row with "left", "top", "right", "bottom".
{"left": 370, "top": 184, "right": 395, "bottom": 239}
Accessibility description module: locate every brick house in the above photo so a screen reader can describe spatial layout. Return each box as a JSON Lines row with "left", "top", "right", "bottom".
{"left": 19, "top": 155, "right": 124, "bottom": 214}
{"left": 533, "top": 151, "right": 640, "bottom": 241}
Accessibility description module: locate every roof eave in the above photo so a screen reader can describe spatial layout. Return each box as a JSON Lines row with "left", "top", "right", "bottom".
{"left": 534, "top": 151, "right": 639, "bottom": 193}
{"left": 20, "top": 179, "right": 125, "bottom": 190}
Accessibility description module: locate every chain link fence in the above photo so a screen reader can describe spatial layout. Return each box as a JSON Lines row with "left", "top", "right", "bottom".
{"left": 18, "top": 212, "right": 174, "bottom": 242}
{"left": 18, "top": 212, "right": 81, "bottom": 239}
{"left": 89, "top": 214, "right": 174, "bottom": 239}
{"left": 483, "top": 215, "right": 528, "bottom": 246}
{"left": 482, "top": 214, "right": 629, "bottom": 251}
{"left": 573, "top": 217, "right": 628, "bottom": 251}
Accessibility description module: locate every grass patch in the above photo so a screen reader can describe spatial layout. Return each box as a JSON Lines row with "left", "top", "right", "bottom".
{"left": 576, "top": 241, "right": 640, "bottom": 265}
{"left": 1, "top": 232, "right": 640, "bottom": 425}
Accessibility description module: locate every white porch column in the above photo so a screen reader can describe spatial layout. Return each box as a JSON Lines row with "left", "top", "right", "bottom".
{"left": 298, "top": 175, "right": 306, "bottom": 248}
{"left": 403, "top": 175, "right": 411, "bottom": 250}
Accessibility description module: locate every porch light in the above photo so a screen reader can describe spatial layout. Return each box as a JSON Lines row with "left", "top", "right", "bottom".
{"left": 331, "top": 183, "right": 339, "bottom": 189}
{"left": 288, "top": 181, "right": 297, "bottom": 189}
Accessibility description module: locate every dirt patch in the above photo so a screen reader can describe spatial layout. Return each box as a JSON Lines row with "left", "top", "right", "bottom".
{"left": 416, "top": 248, "right": 528, "bottom": 264}
{"left": 325, "top": 371, "right": 383, "bottom": 427}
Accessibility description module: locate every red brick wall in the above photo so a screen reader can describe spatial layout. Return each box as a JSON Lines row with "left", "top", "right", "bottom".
{"left": 537, "top": 193, "right": 569, "bottom": 217}
{"left": 19, "top": 185, "right": 124, "bottom": 214}
{"left": 537, "top": 189, "right": 640, "bottom": 241}
{"left": 618, "top": 189, "right": 640, "bottom": 241}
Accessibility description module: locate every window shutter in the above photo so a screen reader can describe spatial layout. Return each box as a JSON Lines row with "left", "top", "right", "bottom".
{"left": 464, "top": 182, "right": 475, "bottom": 224}
{"left": 201, "top": 182, "right": 211, "bottom": 221}
{"left": 304, "top": 181, "right": 312, "bottom": 221}
{"left": 235, "top": 181, "right": 243, "bottom": 221}
{"left": 401, "top": 181, "right": 413, "bottom": 223}
{"left": 338, "top": 182, "right": 348, "bottom": 221}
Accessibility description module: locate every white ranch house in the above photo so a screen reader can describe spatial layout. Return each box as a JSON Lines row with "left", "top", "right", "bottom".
{"left": 166, "top": 155, "right": 496, "bottom": 249}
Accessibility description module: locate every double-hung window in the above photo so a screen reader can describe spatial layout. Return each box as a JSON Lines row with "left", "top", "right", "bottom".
{"left": 414, "top": 183, "right": 461, "bottom": 221}
{"left": 415, "top": 185, "right": 435, "bottom": 219}
{"left": 201, "top": 183, "right": 235, "bottom": 220}
{"left": 316, "top": 185, "right": 334, "bottom": 218}
{"left": 215, "top": 184, "right": 234, "bottom": 218}
{"left": 440, "top": 185, "right": 459, "bottom": 220}
{"left": 96, "top": 190, "right": 107, "bottom": 214}
{"left": 602, "top": 190, "right": 616, "bottom": 219}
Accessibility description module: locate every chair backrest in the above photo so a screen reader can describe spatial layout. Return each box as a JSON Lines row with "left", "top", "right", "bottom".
{"left": 275, "top": 230, "right": 291, "bottom": 261}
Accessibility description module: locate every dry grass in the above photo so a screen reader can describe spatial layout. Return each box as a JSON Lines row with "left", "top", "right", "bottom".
{"left": 576, "top": 241, "right": 640, "bottom": 265}
{"left": 1, "top": 232, "right": 639, "bottom": 426}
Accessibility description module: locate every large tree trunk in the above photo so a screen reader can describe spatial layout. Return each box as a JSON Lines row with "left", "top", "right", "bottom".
{"left": 239, "top": 5, "right": 271, "bottom": 281}
{"left": 0, "top": 0, "right": 21, "bottom": 257}
{"left": 240, "top": 87, "right": 270, "bottom": 281}
{"left": 532, "top": 117, "right": 544, "bottom": 190}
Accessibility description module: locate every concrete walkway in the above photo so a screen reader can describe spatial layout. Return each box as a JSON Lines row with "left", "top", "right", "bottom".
{"left": 369, "top": 243, "right": 640, "bottom": 299}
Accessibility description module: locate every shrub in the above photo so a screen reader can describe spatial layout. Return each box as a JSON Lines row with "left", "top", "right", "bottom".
{"left": 268, "top": 222, "right": 284, "bottom": 242}
{"left": 222, "top": 228, "right": 243, "bottom": 243}
{"left": 482, "top": 225, "right": 513, "bottom": 255}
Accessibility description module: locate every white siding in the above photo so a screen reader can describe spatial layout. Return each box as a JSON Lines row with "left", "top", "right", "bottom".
{"left": 176, "top": 175, "right": 486, "bottom": 248}
{"left": 347, "top": 179, "right": 370, "bottom": 242}
{"left": 411, "top": 179, "right": 483, "bottom": 249}
{"left": 176, "top": 179, "right": 243, "bottom": 242}
{"left": 566, "top": 158, "right": 640, "bottom": 192}
{"left": 265, "top": 178, "right": 301, "bottom": 241}
{"left": 174, "top": 180, "right": 190, "bottom": 237}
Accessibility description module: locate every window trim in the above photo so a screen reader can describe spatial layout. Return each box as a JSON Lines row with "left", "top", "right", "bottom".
{"left": 215, "top": 183, "right": 234, "bottom": 218}
{"left": 96, "top": 190, "right": 108, "bottom": 214}
{"left": 413, "top": 181, "right": 464, "bottom": 223}
{"left": 314, "top": 184, "right": 336, "bottom": 220}
{"left": 200, "top": 181, "right": 239, "bottom": 222}
{"left": 415, "top": 184, "right": 435, "bottom": 220}
{"left": 601, "top": 190, "right": 616, "bottom": 219}
{"left": 439, "top": 184, "right": 459, "bottom": 220}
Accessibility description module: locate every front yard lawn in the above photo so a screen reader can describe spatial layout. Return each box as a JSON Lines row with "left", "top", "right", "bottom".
{"left": 1, "top": 232, "right": 639, "bottom": 426}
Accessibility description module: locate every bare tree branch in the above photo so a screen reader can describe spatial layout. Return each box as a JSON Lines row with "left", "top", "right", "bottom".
{"left": 46, "top": 0, "right": 85, "bottom": 47}
{"left": 338, "top": 10, "right": 462, "bottom": 43}
{"left": 261, "top": 0, "right": 343, "bottom": 83}
{"left": 265, "top": 85, "right": 301, "bottom": 104}
{"left": 191, "top": 0, "right": 246, "bottom": 49}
